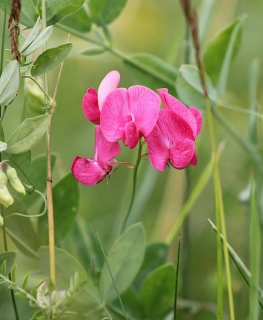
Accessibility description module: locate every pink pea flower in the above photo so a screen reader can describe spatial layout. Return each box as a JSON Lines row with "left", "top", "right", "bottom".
{"left": 71, "top": 126, "right": 120, "bottom": 186}
{"left": 82, "top": 70, "right": 121, "bottom": 125}
{"left": 146, "top": 89, "right": 202, "bottom": 171}
{"left": 100, "top": 86, "right": 160, "bottom": 149}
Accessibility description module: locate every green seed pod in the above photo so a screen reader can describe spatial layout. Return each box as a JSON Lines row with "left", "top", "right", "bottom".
{"left": 6, "top": 166, "right": 26, "bottom": 195}
{"left": 0, "top": 169, "right": 14, "bottom": 208}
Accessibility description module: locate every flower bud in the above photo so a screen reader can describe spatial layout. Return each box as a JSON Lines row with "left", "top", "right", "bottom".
{"left": 6, "top": 166, "right": 26, "bottom": 195}
{"left": 0, "top": 169, "right": 14, "bottom": 208}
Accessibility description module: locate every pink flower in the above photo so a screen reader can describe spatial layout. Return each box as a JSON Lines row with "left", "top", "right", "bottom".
{"left": 100, "top": 85, "right": 160, "bottom": 149}
{"left": 146, "top": 89, "right": 202, "bottom": 171}
{"left": 82, "top": 70, "right": 121, "bottom": 125}
{"left": 71, "top": 126, "right": 120, "bottom": 186}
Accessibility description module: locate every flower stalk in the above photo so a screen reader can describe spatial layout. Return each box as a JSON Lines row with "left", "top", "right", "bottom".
{"left": 179, "top": 0, "right": 235, "bottom": 319}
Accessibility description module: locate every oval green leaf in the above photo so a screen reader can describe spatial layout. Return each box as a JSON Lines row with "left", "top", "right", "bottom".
{"left": 38, "top": 246, "right": 100, "bottom": 302}
{"left": 31, "top": 43, "right": 72, "bottom": 76}
{"left": 175, "top": 64, "right": 217, "bottom": 111}
{"left": 20, "top": 17, "right": 42, "bottom": 53}
{"left": 140, "top": 264, "right": 176, "bottom": 320}
{"left": 58, "top": 6, "right": 91, "bottom": 32}
{"left": 124, "top": 53, "right": 178, "bottom": 95}
{"left": 7, "top": 115, "right": 50, "bottom": 154}
{"left": 38, "top": 0, "right": 85, "bottom": 26}
{"left": 134, "top": 242, "right": 168, "bottom": 289}
{"left": 101, "top": 0, "right": 128, "bottom": 25}
{"left": 0, "top": 60, "right": 20, "bottom": 106}
{"left": 80, "top": 47, "right": 106, "bottom": 56}
{"left": 100, "top": 223, "right": 145, "bottom": 302}
{"left": 21, "top": 26, "right": 53, "bottom": 57}
{"left": 0, "top": 252, "right": 16, "bottom": 290}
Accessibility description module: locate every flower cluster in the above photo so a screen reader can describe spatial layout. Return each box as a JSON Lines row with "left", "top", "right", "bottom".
{"left": 71, "top": 71, "right": 202, "bottom": 186}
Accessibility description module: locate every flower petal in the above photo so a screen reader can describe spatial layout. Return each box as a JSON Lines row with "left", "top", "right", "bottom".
{"left": 170, "top": 139, "right": 195, "bottom": 169}
{"left": 157, "top": 88, "right": 197, "bottom": 137}
{"left": 189, "top": 107, "right": 202, "bottom": 135}
{"left": 94, "top": 126, "right": 120, "bottom": 168}
{"left": 98, "top": 70, "right": 120, "bottom": 110}
{"left": 128, "top": 85, "right": 160, "bottom": 137}
{"left": 123, "top": 121, "right": 140, "bottom": 149}
{"left": 190, "top": 151, "right": 197, "bottom": 166}
{"left": 82, "top": 88, "right": 100, "bottom": 125}
{"left": 100, "top": 88, "right": 130, "bottom": 142}
{"left": 71, "top": 156, "right": 107, "bottom": 186}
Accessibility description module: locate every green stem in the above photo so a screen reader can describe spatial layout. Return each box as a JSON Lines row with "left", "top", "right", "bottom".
{"left": 121, "top": 139, "right": 143, "bottom": 233}
{"left": 1, "top": 206, "right": 20, "bottom": 320}
{"left": 56, "top": 24, "right": 175, "bottom": 88}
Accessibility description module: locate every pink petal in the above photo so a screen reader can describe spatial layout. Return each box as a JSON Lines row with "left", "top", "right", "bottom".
{"left": 190, "top": 107, "right": 202, "bottom": 135}
{"left": 128, "top": 85, "right": 160, "bottom": 137}
{"left": 71, "top": 156, "right": 107, "bottom": 186}
{"left": 100, "top": 88, "right": 130, "bottom": 142}
{"left": 170, "top": 139, "right": 195, "bottom": 169}
{"left": 157, "top": 88, "right": 197, "bottom": 137}
{"left": 94, "top": 126, "right": 120, "bottom": 168}
{"left": 190, "top": 151, "right": 197, "bottom": 166}
{"left": 98, "top": 70, "right": 120, "bottom": 110}
{"left": 123, "top": 121, "right": 140, "bottom": 149}
{"left": 82, "top": 88, "right": 100, "bottom": 125}
{"left": 147, "top": 109, "right": 195, "bottom": 171}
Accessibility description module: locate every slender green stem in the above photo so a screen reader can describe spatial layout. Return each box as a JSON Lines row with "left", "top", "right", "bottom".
{"left": 56, "top": 24, "right": 175, "bottom": 88}
{"left": 1, "top": 206, "right": 20, "bottom": 320}
{"left": 0, "top": 2, "right": 7, "bottom": 76}
{"left": 121, "top": 139, "right": 143, "bottom": 233}
{"left": 174, "top": 235, "right": 181, "bottom": 320}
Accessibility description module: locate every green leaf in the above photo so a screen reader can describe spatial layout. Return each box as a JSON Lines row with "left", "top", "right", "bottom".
{"left": 20, "top": 0, "right": 38, "bottom": 27}
{"left": 88, "top": 0, "right": 107, "bottom": 23}
{"left": 88, "top": 0, "right": 127, "bottom": 25}
{"left": 58, "top": 6, "right": 91, "bottom": 32}
{"left": 0, "top": 0, "right": 37, "bottom": 27}
{"left": 140, "top": 264, "right": 176, "bottom": 320}
{"left": 80, "top": 47, "right": 106, "bottom": 56}
{"left": 0, "top": 252, "right": 15, "bottom": 288}
{"left": 31, "top": 43, "right": 72, "bottom": 76}
{"left": 38, "top": 0, "right": 85, "bottom": 26}
{"left": 21, "top": 26, "right": 53, "bottom": 57}
{"left": 31, "top": 43, "right": 72, "bottom": 77}
{"left": 124, "top": 53, "right": 177, "bottom": 95}
{"left": 101, "top": 0, "right": 128, "bottom": 25}
{"left": 22, "top": 271, "right": 31, "bottom": 289}
{"left": 175, "top": 64, "right": 217, "bottom": 111}
{"left": 38, "top": 246, "right": 100, "bottom": 302}
{"left": 0, "top": 60, "right": 20, "bottom": 106}
{"left": 134, "top": 242, "right": 168, "bottom": 289}
{"left": 11, "top": 264, "right": 17, "bottom": 282}
{"left": 20, "top": 18, "right": 42, "bottom": 53}
{"left": 38, "top": 173, "right": 79, "bottom": 244}
{"left": 248, "top": 59, "right": 261, "bottom": 145}
{"left": 100, "top": 223, "right": 146, "bottom": 302}
{"left": 203, "top": 17, "right": 244, "bottom": 97}
{"left": 7, "top": 115, "right": 50, "bottom": 154}
{"left": 5, "top": 204, "right": 39, "bottom": 258}
{"left": 249, "top": 180, "right": 261, "bottom": 319}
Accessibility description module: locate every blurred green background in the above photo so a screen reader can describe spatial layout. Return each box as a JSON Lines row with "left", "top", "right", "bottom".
{"left": 1, "top": 0, "right": 263, "bottom": 319}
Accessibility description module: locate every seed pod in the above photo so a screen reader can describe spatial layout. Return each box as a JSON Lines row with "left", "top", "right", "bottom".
{"left": 0, "top": 169, "right": 14, "bottom": 208}
{"left": 6, "top": 166, "right": 26, "bottom": 195}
